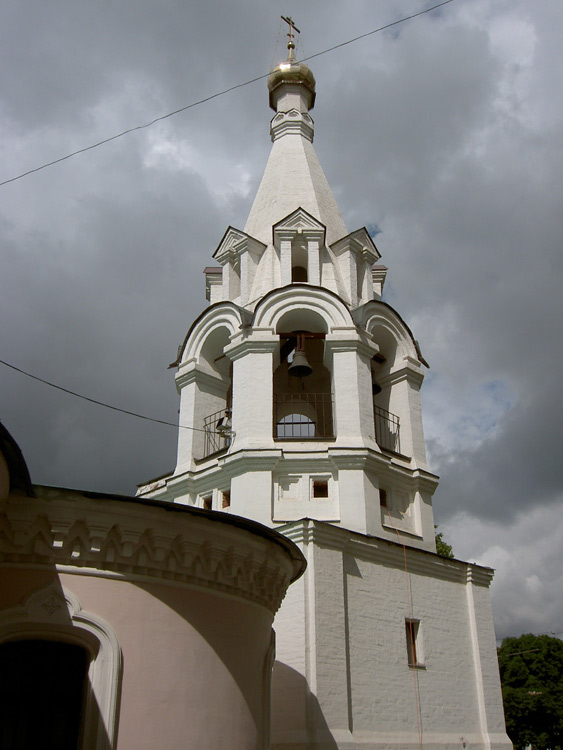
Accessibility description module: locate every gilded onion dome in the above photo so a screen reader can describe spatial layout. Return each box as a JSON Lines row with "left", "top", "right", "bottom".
{"left": 268, "top": 58, "right": 316, "bottom": 111}
{"left": 268, "top": 19, "right": 316, "bottom": 112}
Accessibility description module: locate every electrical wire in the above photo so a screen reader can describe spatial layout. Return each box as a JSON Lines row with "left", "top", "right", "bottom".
{"left": 386, "top": 515, "right": 424, "bottom": 750}
{"left": 0, "top": 358, "right": 205, "bottom": 433}
{"left": 0, "top": 0, "right": 456, "bottom": 188}
{"left": 370, "top": 505, "right": 425, "bottom": 745}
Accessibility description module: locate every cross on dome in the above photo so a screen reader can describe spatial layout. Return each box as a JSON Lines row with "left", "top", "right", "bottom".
{"left": 281, "top": 15, "right": 300, "bottom": 61}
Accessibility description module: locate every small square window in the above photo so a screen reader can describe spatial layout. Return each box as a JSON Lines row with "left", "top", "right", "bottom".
{"left": 405, "top": 619, "right": 424, "bottom": 668}
{"left": 312, "top": 480, "right": 329, "bottom": 499}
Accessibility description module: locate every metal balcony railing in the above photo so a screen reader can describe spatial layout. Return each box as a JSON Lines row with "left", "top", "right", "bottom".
{"left": 202, "top": 409, "right": 231, "bottom": 458}
{"left": 374, "top": 405, "right": 401, "bottom": 453}
{"left": 274, "top": 393, "right": 334, "bottom": 440}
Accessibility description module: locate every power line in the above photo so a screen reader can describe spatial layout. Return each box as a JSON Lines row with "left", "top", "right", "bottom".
{"left": 0, "top": 0, "right": 456, "bottom": 189}
{"left": 0, "top": 358, "right": 205, "bottom": 433}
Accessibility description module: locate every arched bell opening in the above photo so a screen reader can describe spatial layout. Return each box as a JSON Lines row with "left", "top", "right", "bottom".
{"left": 198, "top": 326, "right": 233, "bottom": 458}
{"left": 273, "top": 310, "right": 333, "bottom": 440}
{"left": 369, "top": 325, "right": 401, "bottom": 454}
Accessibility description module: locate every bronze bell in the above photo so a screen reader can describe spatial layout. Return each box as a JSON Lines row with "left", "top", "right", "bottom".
{"left": 288, "top": 349, "right": 313, "bottom": 377}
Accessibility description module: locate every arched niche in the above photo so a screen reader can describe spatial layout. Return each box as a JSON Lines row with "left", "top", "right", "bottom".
{"left": 196, "top": 325, "right": 233, "bottom": 458}
{"left": 291, "top": 237, "right": 308, "bottom": 283}
{"left": 364, "top": 310, "right": 423, "bottom": 456}
{"left": 177, "top": 306, "right": 243, "bottom": 461}
{"left": 0, "top": 582, "right": 121, "bottom": 750}
{"left": 200, "top": 326, "right": 232, "bottom": 382}
{"left": 369, "top": 324, "right": 400, "bottom": 411}
{"left": 179, "top": 304, "right": 243, "bottom": 367}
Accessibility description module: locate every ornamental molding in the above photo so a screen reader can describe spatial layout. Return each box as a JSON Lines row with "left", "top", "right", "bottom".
{"left": 212, "top": 227, "right": 266, "bottom": 264}
{"left": 272, "top": 207, "right": 326, "bottom": 245}
{"left": 0, "top": 490, "right": 302, "bottom": 614}
{"left": 330, "top": 227, "right": 381, "bottom": 264}
{"left": 278, "top": 519, "right": 494, "bottom": 587}
{"left": 0, "top": 581, "right": 121, "bottom": 749}
{"left": 270, "top": 109, "right": 314, "bottom": 142}
{"left": 175, "top": 361, "right": 228, "bottom": 394}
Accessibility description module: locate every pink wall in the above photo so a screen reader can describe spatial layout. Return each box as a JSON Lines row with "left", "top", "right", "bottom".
{"left": 0, "top": 570, "right": 275, "bottom": 750}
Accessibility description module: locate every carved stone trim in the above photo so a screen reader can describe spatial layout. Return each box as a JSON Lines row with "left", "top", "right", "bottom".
{"left": 0, "top": 581, "right": 121, "bottom": 749}
{"left": 0, "top": 488, "right": 304, "bottom": 614}
{"left": 279, "top": 519, "right": 494, "bottom": 586}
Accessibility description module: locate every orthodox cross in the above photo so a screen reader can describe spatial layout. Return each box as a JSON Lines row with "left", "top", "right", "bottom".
{"left": 281, "top": 15, "right": 300, "bottom": 57}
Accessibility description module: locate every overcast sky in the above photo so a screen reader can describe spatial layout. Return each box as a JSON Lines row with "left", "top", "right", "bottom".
{"left": 1, "top": 0, "right": 561, "bottom": 640}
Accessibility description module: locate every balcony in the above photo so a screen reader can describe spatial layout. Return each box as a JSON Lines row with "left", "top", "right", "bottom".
{"left": 374, "top": 405, "right": 401, "bottom": 453}
{"left": 274, "top": 393, "right": 334, "bottom": 440}
{"left": 202, "top": 409, "right": 231, "bottom": 459}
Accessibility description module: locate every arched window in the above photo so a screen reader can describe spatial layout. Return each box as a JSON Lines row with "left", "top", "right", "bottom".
{"left": 291, "top": 237, "right": 308, "bottom": 283}
{"left": 199, "top": 326, "right": 233, "bottom": 458}
{"left": 0, "top": 582, "right": 121, "bottom": 750}
{"left": 0, "top": 639, "right": 89, "bottom": 749}
{"left": 276, "top": 412, "right": 315, "bottom": 439}
{"left": 369, "top": 326, "right": 402, "bottom": 454}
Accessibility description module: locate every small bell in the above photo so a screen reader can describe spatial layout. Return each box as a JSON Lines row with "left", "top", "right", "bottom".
{"left": 288, "top": 349, "right": 313, "bottom": 378}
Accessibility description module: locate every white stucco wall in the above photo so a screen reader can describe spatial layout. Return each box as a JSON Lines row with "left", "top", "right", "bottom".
{"left": 271, "top": 521, "right": 511, "bottom": 750}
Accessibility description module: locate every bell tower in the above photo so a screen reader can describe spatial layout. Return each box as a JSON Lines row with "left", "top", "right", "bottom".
{"left": 137, "top": 24, "right": 511, "bottom": 750}
{"left": 139, "top": 25, "right": 438, "bottom": 552}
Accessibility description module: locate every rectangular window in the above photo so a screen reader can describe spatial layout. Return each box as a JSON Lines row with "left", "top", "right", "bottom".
{"left": 221, "top": 490, "right": 231, "bottom": 509}
{"left": 202, "top": 495, "right": 213, "bottom": 510}
{"left": 405, "top": 619, "right": 424, "bottom": 667}
{"left": 379, "top": 488, "right": 388, "bottom": 507}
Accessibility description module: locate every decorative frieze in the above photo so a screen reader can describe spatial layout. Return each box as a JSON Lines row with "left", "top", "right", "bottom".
{"left": 0, "top": 487, "right": 305, "bottom": 614}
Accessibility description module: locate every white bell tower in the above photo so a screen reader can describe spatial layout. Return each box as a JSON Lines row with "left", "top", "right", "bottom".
{"left": 138, "top": 22, "right": 511, "bottom": 750}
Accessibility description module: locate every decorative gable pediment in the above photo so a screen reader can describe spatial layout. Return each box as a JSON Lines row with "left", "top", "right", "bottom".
{"left": 273, "top": 207, "right": 326, "bottom": 249}
{"left": 330, "top": 227, "right": 381, "bottom": 265}
{"left": 213, "top": 226, "right": 266, "bottom": 266}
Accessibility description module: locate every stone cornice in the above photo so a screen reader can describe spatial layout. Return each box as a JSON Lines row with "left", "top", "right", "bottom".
{"left": 175, "top": 361, "right": 228, "bottom": 393}
{"left": 223, "top": 330, "right": 278, "bottom": 361}
{"left": 270, "top": 109, "right": 314, "bottom": 142}
{"left": 0, "top": 488, "right": 306, "bottom": 614}
{"left": 278, "top": 519, "right": 494, "bottom": 587}
{"left": 154, "top": 447, "right": 438, "bottom": 496}
{"left": 325, "top": 328, "right": 380, "bottom": 360}
{"left": 379, "top": 359, "right": 425, "bottom": 389}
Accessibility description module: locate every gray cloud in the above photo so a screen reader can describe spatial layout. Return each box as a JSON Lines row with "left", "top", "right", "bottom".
{"left": 1, "top": 0, "right": 561, "bottom": 637}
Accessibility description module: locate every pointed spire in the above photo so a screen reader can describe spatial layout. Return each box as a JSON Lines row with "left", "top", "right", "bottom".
{"left": 243, "top": 24, "right": 347, "bottom": 246}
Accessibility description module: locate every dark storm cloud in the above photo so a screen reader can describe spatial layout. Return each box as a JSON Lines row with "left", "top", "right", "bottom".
{"left": 0, "top": 0, "right": 561, "bottom": 634}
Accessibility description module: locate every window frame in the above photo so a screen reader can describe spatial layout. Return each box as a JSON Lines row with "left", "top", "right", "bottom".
{"left": 405, "top": 618, "right": 425, "bottom": 669}
{"left": 0, "top": 582, "right": 121, "bottom": 749}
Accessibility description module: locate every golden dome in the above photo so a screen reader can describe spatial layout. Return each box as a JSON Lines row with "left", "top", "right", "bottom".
{"left": 268, "top": 59, "right": 316, "bottom": 111}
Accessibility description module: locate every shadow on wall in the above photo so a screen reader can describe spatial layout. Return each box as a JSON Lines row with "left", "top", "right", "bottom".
{"left": 271, "top": 660, "right": 338, "bottom": 749}
{"left": 0, "top": 571, "right": 114, "bottom": 750}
